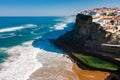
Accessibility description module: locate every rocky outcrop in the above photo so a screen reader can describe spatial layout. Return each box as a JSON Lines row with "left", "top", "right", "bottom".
{"left": 105, "top": 74, "right": 120, "bottom": 80}
{"left": 53, "top": 13, "right": 120, "bottom": 80}
{"left": 54, "top": 14, "right": 120, "bottom": 58}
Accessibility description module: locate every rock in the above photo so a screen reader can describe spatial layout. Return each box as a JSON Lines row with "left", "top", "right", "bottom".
{"left": 105, "top": 74, "right": 120, "bottom": 80}
{"left": 54, "top": 14, "right": 120, "bottom": 58}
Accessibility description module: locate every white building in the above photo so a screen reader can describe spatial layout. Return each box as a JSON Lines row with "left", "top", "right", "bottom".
{"left": 102, "top": 18, "right": 113, "bottom": 24}
{"left": 117, "top": 10, "right": 120, "bottom": 16}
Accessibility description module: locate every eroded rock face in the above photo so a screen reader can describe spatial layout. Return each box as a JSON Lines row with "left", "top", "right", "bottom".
{"left": 105, "top": 74, "right": 120, "bottom": 80}
{"left": 54, "top": 14, "right": 120, "bottom": 58}
{"left": 54, "top": 14, "right": 120, "bottom": 80}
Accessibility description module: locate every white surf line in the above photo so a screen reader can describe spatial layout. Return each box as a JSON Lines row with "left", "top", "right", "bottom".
{"left": 0, "top": 16, "right": 76, "bottom": 80}
{"left": 0, "top": 41, "right": 42, "bottom": 80}
{"left": 54, "top": 23, "right": 67, "bottom": 30}
{"left": 54, "top": 16, "right": 75, "bottom": 30}
{"left": 0, "top": 24, "right": 37, "bottom": 33}
{"left": 28, "top": 50, "right": 79, "bottom": 80}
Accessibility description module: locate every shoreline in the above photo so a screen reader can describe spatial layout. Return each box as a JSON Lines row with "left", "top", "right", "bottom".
{"left": 28, "top": 53, "right": 79, "bottom": 80}
{"left": 0, "top": 41, "right": 42, "bottom": 80}
{"left": 0, "top": 41, "right": 111, "bottom": 80}
{"left": 28, "top": 57, "right": 110, "bottom": 80}
{"left": 0, "top": 16, "right": 79, "bottom": 80}
{"left": 73, "top": 63, "right": 110, "bottom": 80}
{"left": 53, "top": 37, "right": 120, "bottom": 80}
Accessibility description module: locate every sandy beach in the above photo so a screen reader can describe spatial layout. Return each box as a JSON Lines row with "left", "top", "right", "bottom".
{"left": 28, "top": 52, "right": 79, "bottom": 80}
{"left": 73, "top": 63, "right": 110, "bottom": 80}
{"left": 28, "top": 56, "right": 110, "bottom": 80}
{"left": 0, "top": 41, "right": 110, "bottom": 80}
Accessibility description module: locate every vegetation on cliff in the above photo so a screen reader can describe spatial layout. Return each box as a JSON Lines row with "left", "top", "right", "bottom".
{"left": 73, "top": 53, "right": 119, "bottom": 71}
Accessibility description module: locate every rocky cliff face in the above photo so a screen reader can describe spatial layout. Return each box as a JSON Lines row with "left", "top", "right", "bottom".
{"left": 54, "top": 14, "right": 120, "bottom": 58}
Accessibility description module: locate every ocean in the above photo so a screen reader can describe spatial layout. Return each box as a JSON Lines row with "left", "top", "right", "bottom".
{"left": 0, "top": 16, "right": 75, "bottom": 80}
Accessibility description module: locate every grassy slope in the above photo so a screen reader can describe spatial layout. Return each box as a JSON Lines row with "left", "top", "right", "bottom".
{"left": 73, "top": 53, "right": 119, "bottom": 71}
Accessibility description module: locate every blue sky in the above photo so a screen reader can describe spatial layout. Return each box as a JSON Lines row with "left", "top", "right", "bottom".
{"left": 0, "top": 0, "right": 120, "bottom": 16}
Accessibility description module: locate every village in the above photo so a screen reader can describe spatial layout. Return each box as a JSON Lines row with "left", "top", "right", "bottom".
{"left": 82, "top": 7, "right": 120, "bottom": 44}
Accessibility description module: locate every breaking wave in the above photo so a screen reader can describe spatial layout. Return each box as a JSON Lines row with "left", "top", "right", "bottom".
{"left": 0, "top": 33, "right": 16, "bottom": 39}
{"left": 0, "top": 24, "right": 37, "bottom": 33}
{"left": 54, "top": 16, "right": 75, "bottom": 30}
{"left": 0, "top": 41, "right": 42, "bottom": 80}
{"left": 0, "top": 16, "right": 76, "bottom": 80}
{"left": 54, "top": 23, "right": 67, "bottom": 30}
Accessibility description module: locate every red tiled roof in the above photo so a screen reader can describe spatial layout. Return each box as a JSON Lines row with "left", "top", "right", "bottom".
{"left": 102, "top": 18, "right": 112, "bottom": 20}
{"left": 116, "top": 18, "right": 120, "bottom": 20}
{"left": 113, "top": 17, "right": 120, "bottom": 20}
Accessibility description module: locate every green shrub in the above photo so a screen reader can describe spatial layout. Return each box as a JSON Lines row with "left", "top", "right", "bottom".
{"left": 73, "top": 53, "right": 119, "bottom": 71}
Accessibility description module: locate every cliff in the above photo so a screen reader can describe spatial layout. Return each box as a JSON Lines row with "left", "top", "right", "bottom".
{"left": 53, "top": 14, "right": 120, "bottom": 80}
{"left": 54, "top": 14, "right": 120, "bottom": 58}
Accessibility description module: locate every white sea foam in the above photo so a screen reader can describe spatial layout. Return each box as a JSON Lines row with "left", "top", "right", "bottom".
{"left": 0, "top": 24, "right": 37, "bottom": 33}
{"left": 0, "top": 16, "right": 76, "bottom": 80}
{"left": 0, "top": 48, "right": 7, "bottom": 51}
{"left": 30, "top": 31, "right": 36, "bottom": 35}
{"left": 0, "top": 41, "right": 42, "bottom": 80}
{"left": 0, "top": 33, "right": 16, "bottom": 38}
{"left": 0, "top": 40, "right": 73, "bottom": 80}
{"left": 54, "top": 16, "right": 75, "bottom": 30}
{"left": 54, "top": 23, "right": 67, "bottom": 30}
{"left": 29, "top": 50, "right": 75, "bottom": 80}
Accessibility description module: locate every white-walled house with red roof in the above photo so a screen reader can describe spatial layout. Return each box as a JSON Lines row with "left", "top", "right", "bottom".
{"left": 117, "top": 10, "right": 120, "bottom": 16}
{"left": 102, "top": 17, "right": 113, "bottom": 24}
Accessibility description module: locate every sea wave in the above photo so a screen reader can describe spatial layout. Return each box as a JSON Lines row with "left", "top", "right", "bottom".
{"left": 29, "top": 16, "right": 76, "bottom": 80}
{"left": 0, "top": 16, "right": 76, "bottom": 80}
{"left": 0, "top": 41, "right": 42, "bottom": 80}
{"left": 0, "top": 33, "right": 16, "bottom": 38}
{"left": 0, "top": 40, "right": 73, "bottom": 80}
{"left": 54, "top": 16, "right": 75, "bottom": 30}
{"left": 0, "top": 24, "right": 37, "bottom": 33}
{"left": 0, "top": 48, "right": 7, "bottom": 51}
{"left": 54, "top": 23, "right": 67, "bottom": 30}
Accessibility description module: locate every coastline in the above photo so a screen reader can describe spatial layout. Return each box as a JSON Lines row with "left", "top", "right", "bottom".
{"left": 28, "top": 53, "right": 79, "bottom": 80}
{"left": 52, "top": 14, "right": 120, "bottom": 80}
{"left": 73, "top": 63, "right": 110, "bottom": 80}
{"left": 0, "top": 15, "right": 116, "bottom": 80}
{"left": 0, "top": 41, "right": 42, "bottom": 80}
{"left": 28, "top": 57, "right": 110, "bottom": 80}
{"left": 0, "top": 16, "right": 76, "bottom": 80}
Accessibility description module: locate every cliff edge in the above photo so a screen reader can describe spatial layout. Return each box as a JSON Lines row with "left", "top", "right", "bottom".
{"left": 54, "top": 14, "right": 120, "bottom": 58}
